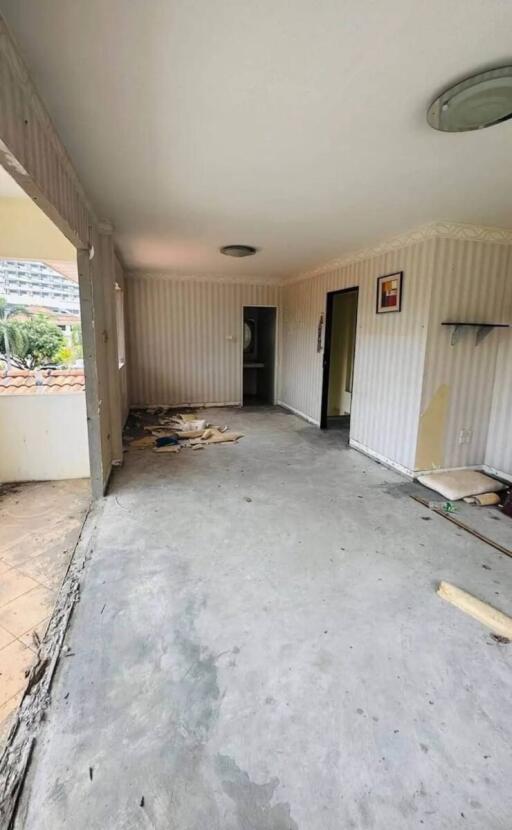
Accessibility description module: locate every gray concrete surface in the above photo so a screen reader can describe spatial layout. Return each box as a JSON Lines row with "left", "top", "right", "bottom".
{"left": 15, "top": 408, "right": 512, "bottom": 829}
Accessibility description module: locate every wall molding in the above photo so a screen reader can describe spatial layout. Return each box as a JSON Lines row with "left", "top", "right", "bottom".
{"left": 130, "top": 221, "right": 512, "bottom": 289}
{"left": 283, "top": 221, "right": 512, "bottom": 285}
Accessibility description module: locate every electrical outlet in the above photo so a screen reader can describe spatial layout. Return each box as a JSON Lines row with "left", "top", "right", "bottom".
{"left": 458, "top": 428, "right": 473, "bottom": 445}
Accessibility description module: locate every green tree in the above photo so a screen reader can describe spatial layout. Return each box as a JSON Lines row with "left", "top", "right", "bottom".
{"left": 55, "top": 344, "right": 74, "bottom": 367}
{"left": 56, "top": 324, "right": 83, "bottom": 367}
{"left": 7, "top": 314, "right": 65, "bottom": 369}
{"left": 0, "top": 297, "right": 29, "bottom": 371}
{"left": 71, "top": 323, "right": 83, "bottom": 358}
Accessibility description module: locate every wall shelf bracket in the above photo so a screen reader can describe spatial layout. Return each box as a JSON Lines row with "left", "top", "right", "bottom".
{"left": 442, "top": 321, "right": 510, "bottom": 346}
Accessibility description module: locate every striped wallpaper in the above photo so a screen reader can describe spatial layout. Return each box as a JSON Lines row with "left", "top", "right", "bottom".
{"left": 125, "top": 276, "right": 279, "bottom": 406}
{"left": 280, "top": 239, "right": 435, "bottom": 471}
{"left": 124, "top": 231, "right": 510, "bottom": 476}
{"left": 419, "top": 237, "right": 511, "bottom": 472}
{"left": 485, "top": 274, "right": 512, "bottom": 477}
{"left": 280, "top": 234, "right": 512, "bottom": 475}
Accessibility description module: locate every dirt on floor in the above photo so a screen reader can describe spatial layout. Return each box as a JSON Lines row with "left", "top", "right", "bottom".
{"left": 0, "top": 479, "right": 90, "bottom": 746}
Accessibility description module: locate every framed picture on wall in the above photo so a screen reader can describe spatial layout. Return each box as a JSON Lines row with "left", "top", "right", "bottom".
{"left": 376, "top": 271, "right": 403, "bottom": 313}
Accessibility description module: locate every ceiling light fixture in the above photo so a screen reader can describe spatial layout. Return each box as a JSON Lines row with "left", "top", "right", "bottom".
{"left": 220, "top": 245, "right": 257, "bottom": 257}
{"left": 427, "top": 66, "right": 512, "bottom": 132}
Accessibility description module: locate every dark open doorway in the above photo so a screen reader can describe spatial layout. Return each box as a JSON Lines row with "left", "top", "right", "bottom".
{"left": 320, "top": 287, "right": 358, "bottom": 432}
{"left": 243, "top": 306, "right": 276, "bottom": 405}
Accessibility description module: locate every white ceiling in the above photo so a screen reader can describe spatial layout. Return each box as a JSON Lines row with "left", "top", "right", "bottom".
{"left": 2, "top": 0, "right": 512, "bottom": 280}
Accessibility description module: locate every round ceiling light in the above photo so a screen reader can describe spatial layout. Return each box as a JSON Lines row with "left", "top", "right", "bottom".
{"left": 427, "top": 66, "right": 512, "bottom": 132}
{"left": 220, "top": 244, "right": 257, "bottom": 257}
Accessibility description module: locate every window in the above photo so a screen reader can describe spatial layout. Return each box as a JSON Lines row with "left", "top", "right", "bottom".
{"left": 115, "top": 282, "right": 126, "bottom": 368}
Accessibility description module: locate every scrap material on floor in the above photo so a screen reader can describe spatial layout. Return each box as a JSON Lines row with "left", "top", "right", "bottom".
{"left": 125, "top": 409, "right": 244, "bottom": 454}
{"left": 0, "top": 480, "right": 90, "bottom": 749}
{"left": 463, "top": 492, "right": 501, "bottom": 506}
{"left": 438, "top": 581, "right": 512, "bottom": 640}
{"left": 417, "top": 469, "right": 507, "bottom": 501}
{"left": 9, "top": 408, "right": 512, "bottom": 830}
{"left": 408, "top": 476, "right": 512, "bottom": 558}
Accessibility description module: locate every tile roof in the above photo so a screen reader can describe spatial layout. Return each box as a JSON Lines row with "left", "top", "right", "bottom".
{"left": 0, "top": 369, "right": 85, "bottom": 395}
{"left": 22, "top": 306, "right": 81, "bottom": 326}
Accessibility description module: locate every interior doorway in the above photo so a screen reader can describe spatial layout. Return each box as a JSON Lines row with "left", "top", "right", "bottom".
{"left": 320, "top": 287, "right": 359, "bottom": 431}
{"left": 242, "top": 306, "right": 276, "bottom": 405}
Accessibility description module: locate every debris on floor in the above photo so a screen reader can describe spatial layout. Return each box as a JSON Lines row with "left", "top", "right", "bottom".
{"left": 155, "top": 435, "right": 179, "bottom": 448}
{"left": 501, "top": 491, "right": 512, "bottom": 518}
{"left": 411, "top": 492, "right": 512, "bottom": 558}
{"left": 129, "top": 435, "right": 155, "bottom": 450}
{"left": 463, "top": 492, "right": 501, "bottom": 506}
{"left": 154, "top": 444, "right": 181, "bottom": 454}
{"left": 125, "top": 409, "right": 244, "bottom": 455}
{"left": 417, "top": 469, "right": 506, "bottom": 501}
{"left": 437, "top": 581, "right": 512, "bottom": 639}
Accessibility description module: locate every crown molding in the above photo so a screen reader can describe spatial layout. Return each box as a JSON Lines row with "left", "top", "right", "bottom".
{"left": 429, "top": 221, "right": 512, "bottom": 244}
{"left": 126, "top": 220, "right": 512, "bottom": 288}
{"left": 283, "top": 221, "right": 512, "bottom": 284}
{"left": 126, "top": 269, "right": 281, "bottom": 287}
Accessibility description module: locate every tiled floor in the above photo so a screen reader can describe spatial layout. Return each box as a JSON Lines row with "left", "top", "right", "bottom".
{"left": 0, "top": 479, "right": 90, "bottom": 746}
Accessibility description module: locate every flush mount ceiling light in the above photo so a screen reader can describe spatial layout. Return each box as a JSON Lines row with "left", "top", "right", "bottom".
{"left": 427, "top": 66, "right": 512, "bottom": 132}
{"left": 220, "top": 244, "right": 257, "bottom": 257}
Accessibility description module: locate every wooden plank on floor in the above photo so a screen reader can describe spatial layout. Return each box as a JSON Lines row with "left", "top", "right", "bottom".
{"left": 438, "top": 581, "right": 512, "bottom": 639}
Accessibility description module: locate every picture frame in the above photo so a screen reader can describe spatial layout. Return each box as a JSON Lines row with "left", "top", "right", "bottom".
{"left": 376, "top": 271, "right": 403, "bottom": 313}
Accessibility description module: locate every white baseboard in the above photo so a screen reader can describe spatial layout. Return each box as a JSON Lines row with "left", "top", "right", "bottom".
{"left": 414, "top": 463, "right": 482, "bottom": 476}
{"left": 350, "top": 439, "right": 512, "bottom": 483}
{"left": 414, "top": 463, "right": 512, "bottom": 483}
{"left": 349, "top": 439, "right": 414, "bottom": 477}
{"left": 277, "top": 400, "right": 320, "bottom": 426}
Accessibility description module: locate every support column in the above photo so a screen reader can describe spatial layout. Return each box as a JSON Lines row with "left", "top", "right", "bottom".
{"left": 77, "top": 245, "right": 106, "bottom": 499}
{"left": 98, "top": 223, "right": 123, "bottom": 465}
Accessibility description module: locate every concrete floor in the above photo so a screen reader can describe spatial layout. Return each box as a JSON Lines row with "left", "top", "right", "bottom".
{"left": 0, "top": 479, "right": 90, "bottom": 747}
{"left": 14, "top": 408, "right": 512, "bottom": 829}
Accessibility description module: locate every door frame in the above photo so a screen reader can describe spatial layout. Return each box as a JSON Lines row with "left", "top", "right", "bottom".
{"left": 320, "top": 286, "right": 359, "bottom": 429}
{"left": 241, "top": 305, "right": 278, "bottom": 405}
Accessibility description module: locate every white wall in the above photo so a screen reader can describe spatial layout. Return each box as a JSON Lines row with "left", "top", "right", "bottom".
{"left": 485, "top": 275, "right": 512, "bottom": 477}
{"left": 416, "top": 237, "right": 511, "bottom": 472}
{"left": 0, "top": 394, "right": 90, "bottom": 482}
{"left": 280, "top": 239, "right": 435, "bottom": 472}
{"left": 280, "top": 230, "right": 512, "bottom": 476}
{"left": 125, "top": 275, "right": 280, "bottom": 407}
